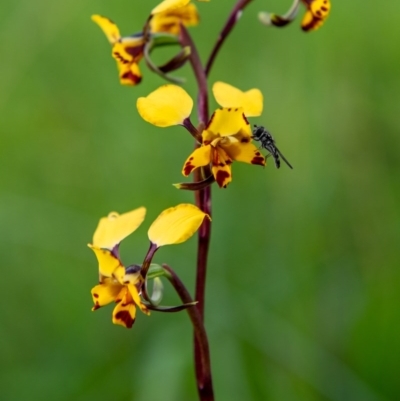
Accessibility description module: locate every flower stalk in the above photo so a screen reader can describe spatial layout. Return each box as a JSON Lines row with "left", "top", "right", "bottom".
{"left": 163, "top": 264, "right": 214, "bottom": 401}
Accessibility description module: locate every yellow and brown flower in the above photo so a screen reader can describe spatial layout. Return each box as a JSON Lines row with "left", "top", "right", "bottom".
{"left": 137, "top": 82, "right": 266, "bottom": 188}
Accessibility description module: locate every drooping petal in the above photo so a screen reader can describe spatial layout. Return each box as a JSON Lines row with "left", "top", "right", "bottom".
{"left": 150, "top": 4, "right": 199, "bottom": 35}
{"left": 221, "top": 137, "right": 266, "bottom": 166}
{"left": 91, "top": 14, "right": 121, "bottom": 43}
{"left": 112, "top": 39, "right": 145, "bottom": 63}
{"left": 128, "top": 284, "right": 150, "bottom": 315}
{"left": 112, "top": 289, "right": 136, "bottom": 328}
{"left": 182, "top": 145, "right": 212, "bottom": 176}
{"left": 137, "top": 85, "right": 193, "bottom": 127}
{"left": 88, "top": 245, "right": 126, "bottom": 283}
{"left": 91, "top": 279, "right": 123, "bottom": 310}
{"left": 206, "top": 108, "right": 251, "bottom": 137}
{"left": 212, "top": 82, "right": 263, "bottom": 117}
{"left": 148, "top": 204, "right": 210, "bottom": 247}
{"left": 210, "top": 146, "right": 232, "bottom": 188}
{"left": 117, "top": 61, "right": 142, "bottom": 85}
{"left": 93, "top": 208, "right": 146, "bottom": 249}
{"left": 301, "top": 0, "right": 330, "bottom": 31}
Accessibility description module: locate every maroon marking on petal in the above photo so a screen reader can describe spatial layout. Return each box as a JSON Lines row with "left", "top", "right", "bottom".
{"left": 121, "top": 71, "right": 142, "bottom": 84}
{"left": 124, "top": 45, "right": 144, "bottom": 59}
{"left": 183, "top": 162, "right": 196, "bottom": 176}
{"left": 93, "top": 302, "right": 100, "bottom": 310}
{"left": 241, "top": 137, "right": 250, "bottom": 143}
{"left": 113, "top": 52, "right": 129, "bottom": 64}
{"left": 251, "top": 156, "right": 266, "bottom": 166}
{"left": 226, "top": 159, "right": 233, "bottom": 165}
{"left": 315, "top": 10, "right": 322, "bottom": 16}
{"left": 242, "top": 113, "right": 250, "bottom": 125}
{"left": 302, "top": 16, "right": 322, "bottom": 31}
{"left": 235, "top": 108, "right": 238, "bottom": 111}
{"left": 321, "top": 6, "right": 328, "bottom": 11}
{"left": 205, "top": 112, "right": 216, "bottom": 130}
{"left": 189, "top": 156, "right": 194, "bottom": 161}
{"left": 93, "top": 293, "right": 99, "bottom": 299}
{"left": 215, "top": 170, "right": 230, "bottom": 187}
{"left": 228, "top": 108, "right": 231, "bottom": 111}
{"left": 115, "top": 311, "right": 135, "bottom": 328}
{"left": 255, "top": 151, "right": 261, "bottom": 156}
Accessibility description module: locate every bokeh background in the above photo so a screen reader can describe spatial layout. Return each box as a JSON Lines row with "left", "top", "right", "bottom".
{"left": 1, "top": 0, "right": 399, "bottom": 400}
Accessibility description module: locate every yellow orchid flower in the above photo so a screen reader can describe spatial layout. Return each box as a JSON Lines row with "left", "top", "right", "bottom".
{"left": 88, "top": 204, "right": 207, "bottom": 328}
{"left": 92, "top": 1, "right": 200, "bottom": 86}
{"left": 258, "top": 0, "right": 331, "bottom": 32}
{"left": 137, "top": 82, "right": 266, "bottom": 188}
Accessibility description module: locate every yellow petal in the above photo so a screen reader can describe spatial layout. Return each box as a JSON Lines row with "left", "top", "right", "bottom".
{"left": 112, "top": 289, "right": 136, "bottom": 328}
{"left": 93, "top": 207, "right": 146, "bottom": 249}
{"left": 310, "top": 0, "right": 330, "bottom": 19}
{"left": 91, "top": 15, "right": 121, "bottom": 43}
{"left": 148, "top": 204, "right": 210, "bottom": 247}
{"left": 212, "top": 82, "right": 263, "bottom": 117}
{"left": 117, "top": 61, "right": 142, "bottom": 85}
{"left": 182, "top": 145, "right": 212, "bottom": 176}
{"left": 88, "top": 245, "right": 126, "bottom": 283}
{"left": 128, "top": 284, "right": 150, "bottom": 315}
{"left": 137, "top": 85, "right": 193, "bottom": 127}
{"left": 221, "top": 137, "right": 266, "bottom": 166}
{"left": 207, "top": 108, "right": 251, "bottom": 137}
{"left": 210, "top": 147, "right": 232, "bottom": 188}
{"left": 150, "top": 3, "right": 199, "bottom": 34}
{"left": 112, "top": 39, "right": 144, "bottom": 63}
{"left": 91, "top": 280, "right": 123, "bottom": 310}
{"left": 301, "top": 0, "right": 330, "bottom": 31}
{"left": 151, "top": 0, "right": 191, "bottom": 15}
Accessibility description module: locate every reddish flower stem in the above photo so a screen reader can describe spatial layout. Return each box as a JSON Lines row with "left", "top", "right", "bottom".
{"left": 163, "top": 264, "right": 214, "bottom": 401}
{"left": 180, "top": 24, "right": 214, "bottom": 401}
{"left": 205, "top": 0, "right": 254, "bottom": 77}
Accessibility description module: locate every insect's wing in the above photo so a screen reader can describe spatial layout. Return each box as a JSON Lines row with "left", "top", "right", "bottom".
{"left": 276, "top": 147, "right": 293, "bottom": 169}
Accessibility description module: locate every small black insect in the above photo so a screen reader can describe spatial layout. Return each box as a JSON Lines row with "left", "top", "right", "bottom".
{"left": 252, "top": 125, "right": 293, "bottom": 169}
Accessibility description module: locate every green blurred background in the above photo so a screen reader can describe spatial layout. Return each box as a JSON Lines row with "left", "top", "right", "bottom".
{"left": 1, "top": 0, "right": 399, "bottom": 400}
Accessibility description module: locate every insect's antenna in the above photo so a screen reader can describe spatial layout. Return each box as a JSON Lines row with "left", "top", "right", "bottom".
{"left": 276, "top": 148, "right": 293, "bottom": 169}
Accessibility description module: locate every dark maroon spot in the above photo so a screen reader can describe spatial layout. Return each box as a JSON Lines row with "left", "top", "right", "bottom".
{"left": 121, "top": 71, "right": 142, "bottom": 84}
{"left": 321, "top": 6, "right": 328, "bottom": 11}
{"left": 93, "top": 293, "right": 99, "bottom": 299}
{"left": 189, "top": 157, "right": 194, "bottom": 161}
{"left": 124, "top": 45, "right": 144, "bottom": 59}
{"left": 184, "top": 162, "right": 195, "bottom": 176}
{"left": 241, "top": 137, "right": 250, "bottom": 143}
{"left": 215, "top": 170, "right": 230, "bottom": 187}
{"left": 242, "top": 113, "right": 249, "bottom": 125}
{"left": 251, "top": 156, "right": 265, "bottom": 166}
{"left": 315, "top": 10, "right": 322, "bottom": 16}
{"left": 93, "top": 302, "right": 100, "bottom": 311}
{"left": 228, "top": 108, "right": 232, "bottom": 112}
{"left": 115, "top": 311, "right": 135, "bottom": 328}
{"left": 113, "top": 52, "right": 129, "bottom": 64}
{"left": 226, "top": 159, "right": 233, "bottom": 165}
{"left": 235, "top": 108, "right": 238, "bottom": 111}
{"left": 218, "top": 162, "right": 225, "bottom": 167}
{"left": 255, "top": 151, "right": 261, "bottom": 156}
